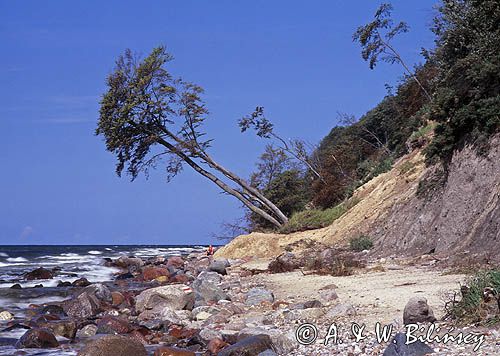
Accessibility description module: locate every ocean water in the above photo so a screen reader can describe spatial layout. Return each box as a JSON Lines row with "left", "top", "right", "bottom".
{"left": 0, "top": 245, "right": 205, "bottom": 355}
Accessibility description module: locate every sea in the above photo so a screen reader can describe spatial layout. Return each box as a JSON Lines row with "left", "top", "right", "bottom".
{"left": 0, "top": 245, "right": 205, "bottom": 355}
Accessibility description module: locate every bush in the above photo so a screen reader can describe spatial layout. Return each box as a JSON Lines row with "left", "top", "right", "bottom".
{"left": 349, "top": 235, "right": 374, "bottom": 251}
{"left": 409, "top": 122, "right": 435, "bottom": 142}
{"left": 445, "top": 270, "right": 500, "bottom": 325}
{"left": 280, "top": 204, "right": 347, "bottom": 234}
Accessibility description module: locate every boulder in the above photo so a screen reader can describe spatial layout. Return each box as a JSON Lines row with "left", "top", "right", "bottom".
{"left": 78, "top": 335, "right": 147, "bottom": 356}
{"left": 208, "top": 259, "right": 230, "bottom": 275}
{"left": 72, "top": 277, "right": 92, "bottom": 287}
{"left": 135, "top": 284, "right": 194, "bottom": 312}
{"left": 403, "top": 297, "right": 436, "bottom": 325}
{"left": 57, "top": 281, "right": 72, "bottom": 287}
{"left": 208, "top": 337, "right": 228, "bottom": 354}
{"left": 25, "top": 267, "right": 54, "bottom": 280}
{"left": 218, "top": 335, "right": 274, "bottom": 356}
{"left": 318, "top": 289, "right": 339, "bottom": 304}
{"left": 154, "top": 346, "right": 195, "bottom": 356}
{"left": 192, "top": 271, "right": 229, "bottom": 306}
{"left": 268, "top": 252, "right": 300, "bottom": 273}
{"left": 115, "top": 256, "right": 144, "bottom": 270}
{"left": 96, "top": 316, "right": 130, "bottom": 334}
{"left": 325, "top": 303, "right": 356, "bottom": 319}
{"left": 38, "top": 320, "right": 77, "bottom": 339}
{"left": 0, "top": 311, "right": 14, "bottom": 321}
{"left": 142, "top": 267, "right": 170, "bottom": 281}
{"left": 237, "top": 327, "right": 295, "bottom": 354}
{"left": 76, "top": 324, "right": 98, "bottom": 338}
{"left": 383, "top": 332, "right": 434, "bottom": 356}
{"left": 166, "top": 256, "right": 185, "bottom": 269}
{"left": 15, "top": 328, "right": 59, "bottom": 349}
{"left": 111, "top": 291, "right": 125, "bottom": 306}
{"left": 245, "top": 288, "right": 274, "bottom": 306}
{"left": 80, "top": 283, "right": 112, "bottom": 304}
{"left": 62, "top": 291, "right": 101, "bottom": 319}
{"left": 10, "top": 283, "right": 22, "bottom": 289}
{"left": 40, "top": 305, "right": 66, "bottom": 316}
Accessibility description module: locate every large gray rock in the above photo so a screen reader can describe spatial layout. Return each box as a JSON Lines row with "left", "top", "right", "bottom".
{"left": 238, "top": 327, "right": 295, "bottom": 354}
{"left": 62, "top": 291, "right": 101, "bottom": 319}
{"left": 77, "top": 335, "right": 147, "bottom": 356}
{"left": 218, "top": 335, "right": 274, "bottom": 356}
{"left": 245, "top": 288, "right": 274, "bottom": 306}
{"left": 209, "top": 259, "right": 230, "bottom": 275}
{"left": 78, "top": 284, "right": 112, "bottom": 304}
{"left": 135, "top": 284, "right": 194, "bottom": 312}
{"left": 325, "top": 303, "right": 357, "bottom": 319}
{"left": 192, "top": 271, "right": 229, "bottom": 306}
{"left": 383, "top": 333, "right": 434, "bottom": 356}
{"left": 403, "top": 297, "right": 436, "bottom": 325}
{"left": 115, "top": 255, "right": 144, "bottom": 271}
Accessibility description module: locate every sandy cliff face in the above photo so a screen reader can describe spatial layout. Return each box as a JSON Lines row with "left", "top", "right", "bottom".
{"left": 216, "top": 135, "right": 500, "bottom": 263}
{"left": 374, "top": 135, "right": 500, "bottom": 263}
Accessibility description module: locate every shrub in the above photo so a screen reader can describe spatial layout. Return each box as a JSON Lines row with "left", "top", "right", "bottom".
{"left": 409, "top": 122, "right": 435, "bottom": 142}
{"left": 280, "top": 204, "right": 347, "bottom": 234}
{"left": 349, "top": 235, "right": 374, "bottom": 251}
{"left": 445, "top": 270, "right": 500, "bottom": 325}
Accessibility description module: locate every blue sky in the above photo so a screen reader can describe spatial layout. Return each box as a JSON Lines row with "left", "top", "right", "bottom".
{"left": 0, "top": 0, "right": 437, "bottom": 245}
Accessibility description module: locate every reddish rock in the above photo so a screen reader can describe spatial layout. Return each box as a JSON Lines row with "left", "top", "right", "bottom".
{"left": 166, "top": 256, "right": 185, "bottom": 269}
{"left": 168, "top": 325, "right": 198, "bottom": 339}
{"left": 25, "top": 267, "right": 54, "bottom": 280}
{"left": 96, "top": 316, "right": 131, "bottom": 334}
{"left": 15, "top": 328, "right": 59, "bottom": 349}
{"left": 78, "top": 335, "right": 147, "bottom": 356}
{"left": 128, "top": 329, "right": 149, "bottom": 345}
{"left": 154, "top": 346, "right": 195, "bottom": 356}
{"left": 142, "top": 267, "right": 170, "bottom": 281}
{"left": 208, "top": 337, "right": 228, "bottom": 354}
{"left": 111, "top": 291, "right": 125, "bottom": 306}
{"left": 169, "top": 273, "right": 190, "bottom": 284}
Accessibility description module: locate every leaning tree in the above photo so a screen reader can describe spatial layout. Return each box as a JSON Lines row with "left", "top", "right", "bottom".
{"left": 96, "top": 46, "right": 288, "bottom": 228}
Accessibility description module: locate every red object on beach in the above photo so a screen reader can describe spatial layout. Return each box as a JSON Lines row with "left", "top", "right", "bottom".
{"left": 207, "top": 245, "right": 214, "bottom": 256}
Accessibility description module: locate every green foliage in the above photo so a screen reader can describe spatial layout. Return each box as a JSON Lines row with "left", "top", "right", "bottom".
{"left": 446, "top": 270, "right": 500, "bottom": 325}
{"left": 358, "top": 157, "right": 394, "bottom": 184}
{"left": 279, "top": 204, "right": 347, "bottom": 234}
{"left": 426, "top": 0, "right": 500, "bottom": 162}
{"left": 249, "top": 169, "right": 310, "bottom": 231}
{"left": 409, "top": 122, "right": 435, "bottom": 141}
{"left": 349, "top": 235, "right": 374, "bottom": 251}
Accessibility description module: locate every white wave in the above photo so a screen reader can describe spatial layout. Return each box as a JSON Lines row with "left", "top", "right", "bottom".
{"left": 0, "top": 262, "right": 24, "bottom": 267}
{"left": 6, "top": 257, "right": 28, "bottom": 262}
{"left": 0, "top": 252, "right": 8, "bottom": 257}
{"left": 105, "top": 248, "right": 113, "bottom": 251}
{"left": 87, "top": 250, "right": 102, "bottom": 255}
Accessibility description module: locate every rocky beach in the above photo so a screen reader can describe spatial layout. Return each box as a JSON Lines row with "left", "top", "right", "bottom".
{"left": 0, "top": 245, "right": 499, "bottom": 355}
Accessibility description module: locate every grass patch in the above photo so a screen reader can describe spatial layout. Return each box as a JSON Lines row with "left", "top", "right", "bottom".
{"left": 445, "top": 270, "right": 500, "bottom": 325}
{"left": 409, "top": 122, "right": 436, "bottom": 141}
{"left": 349, "top": 235, "right": 374, "bottom": 251}
{"left": 399, "top": 161, "right": 416, "bottom": 175}
{"left": 280, "top": 204, "right": 347, "bottom": 234}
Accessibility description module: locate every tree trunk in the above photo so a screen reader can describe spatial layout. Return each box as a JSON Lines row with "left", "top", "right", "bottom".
{"left": 199, "top": 152, "right": 289, "bottom": 225}
{"left": 155, "top": 137, "right": 285, "bottom": 228}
